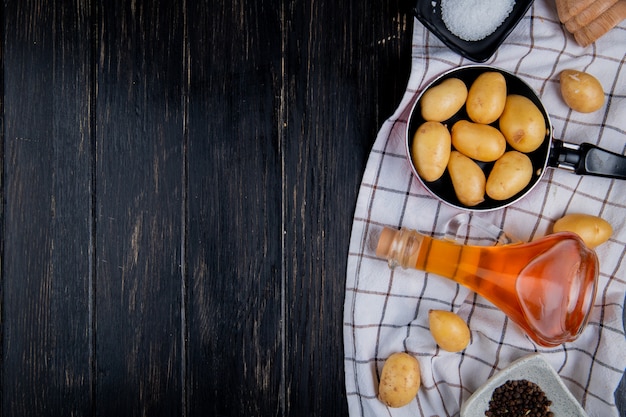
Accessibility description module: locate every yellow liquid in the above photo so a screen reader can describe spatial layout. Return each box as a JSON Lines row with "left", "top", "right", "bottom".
{"left": 380, "top": 228, "right": 598, "bottom": 347}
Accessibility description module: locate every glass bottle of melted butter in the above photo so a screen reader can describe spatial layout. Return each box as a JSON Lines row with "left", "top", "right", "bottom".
{"left": 375, "top": 227, "right": 598, "bottom": 347}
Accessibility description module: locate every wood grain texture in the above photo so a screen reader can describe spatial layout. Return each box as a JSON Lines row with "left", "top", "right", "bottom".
{"left": 2, "top": 1, "right": 94, "bottom": 416}
{"left": 94, "top": 0, "right": 184, "bottom": 415}
{"left": 280, "top": 1, "right": 413, "bottom": 415}
{"left": 185, "top": 0, "right": 284, "bottom": 415}
{"left": 0, "top": 0, "right": 410, "bottom": 415}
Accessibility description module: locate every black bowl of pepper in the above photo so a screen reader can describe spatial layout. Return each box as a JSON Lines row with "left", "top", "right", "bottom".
{"left": 460, "top": 354, "right": 588, "bottom": 417}
{"left": 414, "top": 0, "right": 535, "bottom": 62}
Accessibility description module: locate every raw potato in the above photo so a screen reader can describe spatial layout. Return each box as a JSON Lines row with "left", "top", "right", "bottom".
{"left": 466, "top": 71, "right": 507, "bottom": 124}
{"left": 486, "top": 151, "right": 533, "bottom": 200}
{"left": 451, "top": 120, "right": 506, "bottom": 162}
{"left": 412, "top": 121, "right": 451, "bottom": 182}
{"left": 499, "top": 94, "right": 547, "bottom": 153}
{"left": 420, "top": 78, "right": 468, "bottom": 122}
{"left": 553, "top": 213, "right": 613, "bottom": 248}
{"left": 378, "top": 352, "right": 421, "bottom": 408}
{"left": 560, "top": 69, "right": 605, "bottom": 113}
{"left": 447, "top": 151, "right": 486, "bottom": 207}
{"left": 428, "top": 310, "right": 470, "bottom": 352}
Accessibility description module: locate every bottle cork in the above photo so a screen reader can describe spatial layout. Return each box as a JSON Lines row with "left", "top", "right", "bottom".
{"left": 375, "top": 227, "right": 396, "bottom": 259}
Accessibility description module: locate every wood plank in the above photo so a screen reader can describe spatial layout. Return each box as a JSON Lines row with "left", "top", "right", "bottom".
{"left": 94, "top": 1, "right": 184, "bottom": 415}
{"left": 185, "top": 0, "right": 412, "bottom": 415}
{"left": 185, "top": 1, "right": 284, "bottom": 415}
{"left": 1, "top": 0, "right": 414, "bottom": 415}
{"left": 280, "top": 1, "right": 412, "bottom": 415}
{"left": 1, "top": 1, "right": 94, "bottom": 416}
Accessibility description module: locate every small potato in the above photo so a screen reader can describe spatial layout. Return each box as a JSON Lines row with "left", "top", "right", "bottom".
{"left": 411, "top": 121, "right": 451, "bottom": 182}
{"left": 499, "top": 94, "right": 547, "bottom": 153}
{"left": 428, "top": 310, "right": 470, "bottom": 352}
{"left": 486, "top": 151, "right": 533, "bottom": 201}
{"left": 466, "top": 71, "right": 507, "bottom": 124}
{"left": 553, "top": 213, "right": 613, "bottom": 248}
{"left": 420, "top": 78, "right": 468, "bottom": 122}
{"left": 448, "top": 151, "right": 486, "bottom": 207}
{"left": 378, "top": 352, "right": 421, "bottom": 408}
{"left": 451, "top": 120, "right": 506, "bottom": 162}
{"left": 560, "top": 70, "right": 604, "bottom": 113}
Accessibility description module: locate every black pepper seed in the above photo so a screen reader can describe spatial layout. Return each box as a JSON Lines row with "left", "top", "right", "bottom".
{"left": 485, "top": 379, "right": 554, "bottom": 417}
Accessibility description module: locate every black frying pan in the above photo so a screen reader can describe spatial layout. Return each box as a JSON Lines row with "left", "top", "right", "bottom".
{"left": 406, "top": 65, "right": 626, "bottom": 211}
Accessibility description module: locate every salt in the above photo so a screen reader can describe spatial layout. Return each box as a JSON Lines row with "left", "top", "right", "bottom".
{"left": 441, "top": 0, "right": 516, "bottom": 42}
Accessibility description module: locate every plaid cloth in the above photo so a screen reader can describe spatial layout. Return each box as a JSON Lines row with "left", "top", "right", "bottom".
{"left": 343, "top": 0, "right": 626, "bottom": 416}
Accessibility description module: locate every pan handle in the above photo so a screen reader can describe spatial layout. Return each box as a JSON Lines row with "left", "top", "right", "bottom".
{"left": 549, "top": 139, "right": 626, "bottom": 180}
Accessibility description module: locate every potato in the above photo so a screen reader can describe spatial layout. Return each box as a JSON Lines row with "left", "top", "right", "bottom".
{"left": 499, "top": 94, "right": 547, "bottom": 153}
{"left": 447, "top": 151, "right": 486, "bottom": 207}
{"left": 411, "top": 121, "right": 451, "bottom": 182}
{"left": 559, "top": 70, "right": 604, "bottom": 113}
{"left": 428, "top": 310, "right": 470, "bottom": 352}
{"left": 420, "top": 78, "right": 468, "bottom": 122}
{"left": 378, "top": 352, "right": 421, "bottom": 408}
{"left": 451, "top": 120, "right": 506, "bottom": 162}
{"left": 486, "top": 151, "right": 533, "bottom": 200}
{"left": 466, "top": 71, "right": 507, "bottom": 124}
{"left": 553, "top": 213, "right": 613, "bottom": 248}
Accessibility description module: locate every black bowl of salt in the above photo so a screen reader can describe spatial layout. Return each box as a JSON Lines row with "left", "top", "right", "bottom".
{"left": 414, "top": 0, "right": 535, "bottom": 62}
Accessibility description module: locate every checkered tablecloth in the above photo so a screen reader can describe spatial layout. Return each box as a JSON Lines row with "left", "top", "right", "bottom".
{"left": 343, "top": 1, "right": 626, "bottom": 416}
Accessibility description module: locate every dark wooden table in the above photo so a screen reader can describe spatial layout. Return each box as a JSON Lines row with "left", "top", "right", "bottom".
{"left": 1, "top": 1, "right": 624, "bottom": 416}
{"left": 1, "top": 0, "right": 413, "bottom": 415}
